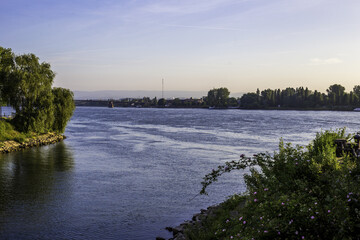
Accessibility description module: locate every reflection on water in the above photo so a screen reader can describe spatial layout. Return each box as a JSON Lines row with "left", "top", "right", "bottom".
{"left": 0, "top": 142, "right": 74, "bottom": 238}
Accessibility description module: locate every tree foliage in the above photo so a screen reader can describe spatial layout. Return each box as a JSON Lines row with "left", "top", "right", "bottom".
{"left": 12, "top": 53, "right": 54, "bottom": 132}
{"left": 195, "top": 129, "right": 360, "bottom": 239}
{"left": 240, "top": 84, "right": 360, "bottom": 109}
{"left": 0, "top": 47, "right": 14, "bottom": 105}
{"left": 52, "top": 87, "right": 75, "bottom": 133}
{"left": 0, "top": 46, "right": 74, "bottom": 133}
{"left": 207, "top": 87, "right": 230, "bottom": 108}
{"left": 327, "top": 84, "right": 345, "bottom": 106}
{"left": 158, "top": 98, "right": 166, "bottom": 107}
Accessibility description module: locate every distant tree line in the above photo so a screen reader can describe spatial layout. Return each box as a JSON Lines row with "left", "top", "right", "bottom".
{"left": 240, "top": 84, "right": 360, "bottom": 109}
{"left": 76, "top": 97, "right": 208, "bottom": 108}
{"left": 76, "top": 84, "right": 360, "bottom": 110}
{"left": 0, "top": 46, "right": 75, "bottom": 133}
{"left": 76, "top": 87, "right": 240, "bottom": 108}
{"left": 204, "top": 87, "right": 238, "bottom": 108}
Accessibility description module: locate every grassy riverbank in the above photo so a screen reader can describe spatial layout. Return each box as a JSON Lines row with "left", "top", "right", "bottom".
{"left": 0, "top": 118, "right": 65, "bottom": 153}
{"left": 0, "top": 118, "right": 32, "bottom": 143}
{"left": 172, "top": 129, "right": 360, "bottom": 240}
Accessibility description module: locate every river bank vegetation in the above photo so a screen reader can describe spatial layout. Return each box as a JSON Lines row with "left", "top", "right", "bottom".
{"left": 76, "top": 87, "right": 239, "bottom": 109}
{"left": 0, "top": 46, "right": 75, "bottom": 145}
{"left": 0, "top": 118, "right": 31, "bottom": 143}
{"left": 76, "top": 84, "right": 360, "bottom": 111}
{"left": 180, "top": 129, "right": 360, "bottom": 239}
{"left": 240, "top": 84, "right": 360, "bottom": 110}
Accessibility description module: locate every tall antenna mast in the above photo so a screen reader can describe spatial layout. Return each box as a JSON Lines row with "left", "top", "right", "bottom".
{"left": 162, "top": 78, "right": 164, "bottom": 99}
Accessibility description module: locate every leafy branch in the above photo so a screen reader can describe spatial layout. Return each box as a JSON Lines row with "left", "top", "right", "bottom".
{"left": 200, "top": 153, "right": 263, "bottom": 195}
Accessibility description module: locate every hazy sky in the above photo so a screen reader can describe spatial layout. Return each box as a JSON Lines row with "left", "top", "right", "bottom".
{"left": 1, "top": 0, "right": 360, "bottom": 93}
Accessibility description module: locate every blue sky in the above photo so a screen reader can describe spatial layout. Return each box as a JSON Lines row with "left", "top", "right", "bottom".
{"left": 1, "top": 0, "right": 360, "bottom": 94}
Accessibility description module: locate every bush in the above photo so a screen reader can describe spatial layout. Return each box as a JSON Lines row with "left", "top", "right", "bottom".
{"left": 193, "top": 129, "right": 360, "bottom": 239}
{"left": 0, "top": 119, "right": 32, "bottom": 143}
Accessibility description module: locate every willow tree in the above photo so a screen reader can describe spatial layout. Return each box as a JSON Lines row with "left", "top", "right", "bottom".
{"left": 0, "top": 46, "right": 75, "bottom": 133}
{"left": 0, "top": 47, "right": 13, "bottom": 106}
{"left": 8, "top": 53, "right": 54, "bottom": 132}
{"left": 52, "top": 87, "right": 75, "bottom": 133}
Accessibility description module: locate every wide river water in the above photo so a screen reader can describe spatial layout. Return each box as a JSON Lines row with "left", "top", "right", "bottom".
{"left": 0, "top": 107, "right": 359, "bottom": 239}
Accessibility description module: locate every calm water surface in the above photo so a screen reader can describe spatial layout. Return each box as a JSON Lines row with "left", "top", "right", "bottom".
{"left": 0, "top": 107, "right": 359, "bottom": 239}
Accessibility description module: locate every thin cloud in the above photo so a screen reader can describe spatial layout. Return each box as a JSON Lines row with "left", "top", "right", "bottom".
{"left": 142, "top": 0, "right": 241, "bottom": 15}
{"left": 163, "top": 24, "right": 249, "bottom": 31}
{"left": 309, "top": 58, "right": 343, "bottom": 65}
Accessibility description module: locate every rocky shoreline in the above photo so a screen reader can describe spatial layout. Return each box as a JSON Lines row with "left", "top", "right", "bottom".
{"left": 155, "top": 204, "right": 221, "bottom": 240}
{"left": 0, "top": 133, "right": 66, "bottom": 154}
{"left": 156, "top": 196, "right": 247, "bottom": 240}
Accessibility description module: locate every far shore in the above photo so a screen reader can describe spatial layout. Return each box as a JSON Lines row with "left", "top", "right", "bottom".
{"left": 74, "top": 101, "right": 357, "bottom": 112}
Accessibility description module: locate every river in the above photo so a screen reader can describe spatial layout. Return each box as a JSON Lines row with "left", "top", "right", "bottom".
{"left": 0, "top": 107, "right": 359, "bottom": 239}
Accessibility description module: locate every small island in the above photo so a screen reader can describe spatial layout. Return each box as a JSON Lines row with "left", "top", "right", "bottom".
{"left": 0, "top": 47, "right": 75, "bottom": 153}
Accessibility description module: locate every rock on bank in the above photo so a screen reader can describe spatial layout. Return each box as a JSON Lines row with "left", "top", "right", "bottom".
{"left": 0, "top": 133, "right": 66, "bottom": 154}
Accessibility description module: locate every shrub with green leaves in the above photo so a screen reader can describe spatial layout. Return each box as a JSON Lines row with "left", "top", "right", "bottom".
{"left": 0, "top": 119, "right": 31, "bottom": 143}
{"left": 193, "top": 129, "right": 360, "bottom": 239}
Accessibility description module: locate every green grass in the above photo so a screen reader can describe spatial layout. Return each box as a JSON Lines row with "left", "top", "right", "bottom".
{"left": 0, "top": 118, "right": 32, "bottom": 143}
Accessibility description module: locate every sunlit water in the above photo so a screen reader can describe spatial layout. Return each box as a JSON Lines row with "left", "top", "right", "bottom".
{"left": 1, "top": 107, "right": 359, "bottom": 239}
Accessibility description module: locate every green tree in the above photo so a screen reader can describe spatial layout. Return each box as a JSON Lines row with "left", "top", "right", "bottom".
{"left": 228, "top": 97, "right": 238, "bottom": 107}
{"left": 0, "top": 46, "right": 74, "bottom": 134}
{"left": 275, "top": 89, "right": 281, "bottom": 106}
{"left": 142, "top": 97, "right": 151, "bottom": 107}
{"left": 15, "top": 55, "right": 53, "bottom": 132}
{"left": 158, "top": 98, "right": 166, "bottom": 107}
{"left": 0, "top": 49, "right": 55, "bottom": 132}
{"left": 353, "top": 85, "right": 360, "bottom": 105}
{"left": 353, "top": 85, "right": 360, "bottom": 99}
{"left": 52, "top": 88, "right": 75, "bottom": 133}
{"left": 207, "top": 87, "right": 230, "bottom": 107}
{"left": 240, "top": 92, "right": 260, "bottom": 108}
{"left": 327, "top": 84, "right": 345, "bottom": 106}
{"left": 261, "top": 89, "right": 275, "bottom": 107}
{"left": 281, "top": 87, "right": 296, "bottom": 107}
{"left": 151, "top": 97, "right": 158, "bottom": 106}
{"left": 172, "top": 98, "right": 181, "bottom": 107}
{"left": 310, "top": 90, "right": 323, "bottom": 107}
{"left": 0, "top": 47, "right": 14, "bottom": 106}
